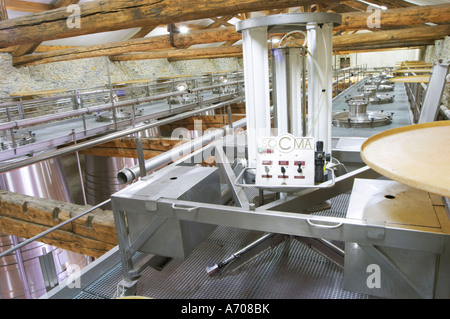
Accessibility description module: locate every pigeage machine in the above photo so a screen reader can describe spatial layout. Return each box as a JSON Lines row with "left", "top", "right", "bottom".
{"left": 111, "top": 13, "right": 450, "bottom": 299}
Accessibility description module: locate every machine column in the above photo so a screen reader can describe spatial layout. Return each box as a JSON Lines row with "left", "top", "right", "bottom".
{"left": 241, "top": 26, "right": 271, "bottom": 167}
{"left": 307, "top": 22, "right": 334, "bottom": 155}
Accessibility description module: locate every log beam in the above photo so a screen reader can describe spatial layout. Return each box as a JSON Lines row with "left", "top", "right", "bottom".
{"left": 5, "top": 0, "right": 54, "bottom": 13}
{"left": 0, "top": 0, "right": 332, "bottom": 48}
{"left": 109, "top": 45, "right": 243, "bottom": 62}
{"left": 0, "top": 0, "right": 7, "bottom": 21}
{"left": 0, "top": 190, "right": 116, "bottom": 258}
{"left": 12, "top": 26, "right": 242, "bottom": 66}
{"left": 105, "top": 25, "right": 449, "bottom": 62}
{"left": 333, "top": 25, "right": 450, "bottom": 51}
{"left": 336, "top": 3, "right": 450, "bottom": 32}
{"left": 10, "top": 4, "right": 450, "bottom": 67}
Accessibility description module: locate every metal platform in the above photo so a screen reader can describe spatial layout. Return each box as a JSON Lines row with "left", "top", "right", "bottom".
{"left": 332, "top": 78, "right": 412, "bottom": 139}
{"left": 43, "top": 193, "right": 376, "bottom": 299}
{"left": 41, "top": 80, "right": 449, "bottom": 301}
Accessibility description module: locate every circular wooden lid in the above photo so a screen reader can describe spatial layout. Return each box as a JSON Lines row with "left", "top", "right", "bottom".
{"left": 361, "top": 121, "right": 450, "bottom": 197}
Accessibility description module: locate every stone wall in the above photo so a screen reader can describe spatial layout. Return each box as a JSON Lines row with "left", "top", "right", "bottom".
{"left": 0, "top": 53, "right": 243, "bottom": 98}
{"left": 338, "top": 49, "right": 420, "bottom": 69}
{"left": 422, "top": 36, "right": 450, "bottom": 113}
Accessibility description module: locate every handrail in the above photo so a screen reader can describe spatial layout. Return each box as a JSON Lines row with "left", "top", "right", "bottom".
{"left": 0, "top": 113, "right": 248, "bottom": 258}
{"left": 0, "top": 96, "right": 245, "bottom": 174}
{"left": 0, "top": 80, "right": 244, "bottom": 131}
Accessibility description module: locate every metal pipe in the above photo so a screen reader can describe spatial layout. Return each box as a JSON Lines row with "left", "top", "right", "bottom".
{"left": 105, "top": 57, "right": 118, "bottom": 131}
{"left": 117, "top": 117, "right": 248, "bottom": 184}
{"left": 0, "top": 97, "right": 245, "bottom": 174}
{"left": 302, "top": 46, "right": 307, "bottom": 137}
{"left": 11, "top": 235, "right": 32, "bottom": 299}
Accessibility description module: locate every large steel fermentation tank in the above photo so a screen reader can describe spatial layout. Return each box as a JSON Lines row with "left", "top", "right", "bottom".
{"left": 0, "top": 157, "right": 89, "bottom": 299}
{"left": 85, "top": 156, "right": 137, "bottom": 210}
{"left": 84, "top": 126, "right": 159, "bottom": 209}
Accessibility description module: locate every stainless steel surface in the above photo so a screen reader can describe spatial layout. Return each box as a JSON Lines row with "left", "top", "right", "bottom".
{"left": 0, "top": 157, "right": 90, "bottom": 299}
{"left": 43, "top": 194, "right": 376, "bottom": 299}
{"left": 112, "top": 165, "right": 222, "bottom": 288}
{"left": 418, "top": 62, "right": 450, "bottom": 123}
{"left": 85, "top": 155, "right": 136, "bottom": 210}
{"left": 117, "top": 117, "right": 247, "bottom": 184}
{"left": 0, "top": 96, "right": 245, "bottom": 174}
{"left": 344, "top": 179, "right": 450, "bottom": 299}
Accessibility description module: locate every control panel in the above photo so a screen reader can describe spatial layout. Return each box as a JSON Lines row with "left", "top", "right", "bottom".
{"left": 255, "top": 134, "right": 316, "bottom": 187}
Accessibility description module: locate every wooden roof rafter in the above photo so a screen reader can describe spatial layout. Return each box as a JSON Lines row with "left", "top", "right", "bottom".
{"left": 0, "top": 1, "right": 449, "bottom": 66}
{"left": 12, "top": 0, "right": 81, "bottom": 57}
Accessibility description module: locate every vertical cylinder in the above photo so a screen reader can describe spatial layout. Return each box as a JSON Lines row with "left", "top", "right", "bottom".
{"left": 307, "top": 22, "right": 333, "bottom": 155}
{"left": 272, "top": 47, "right": 303, "bottom": 136}
{"left": 242, "top": 26, "right": 271, "bottom": 167}
{"left": 85, "top": 156, "right": 137, "bottom": 210}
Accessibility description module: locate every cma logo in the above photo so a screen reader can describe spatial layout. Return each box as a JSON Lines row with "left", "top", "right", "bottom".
{"left": 259, "top": 134, "right": 314, "bottom": 153}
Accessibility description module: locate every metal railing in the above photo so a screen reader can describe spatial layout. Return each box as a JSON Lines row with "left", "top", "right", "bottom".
{"left": 0, "top": 72, "right": 245, "bottom": 159}
{"left": 0, "top": 65, "right": 373, "bottom": 267}
{"left": 333, "top": 65, "right": 367, "bottom": 97}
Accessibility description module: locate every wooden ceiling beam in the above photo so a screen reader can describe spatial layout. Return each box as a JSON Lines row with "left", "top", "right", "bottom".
{"left": 109, "top": 45, "right": 243, "bottom": 62}
{"left": 333, "top": 25, "right": 450, "bottom": 50}
{"left": 336, "top": 3, "right": 450, "bottom": 32}
{"left": 12, "top": 0, "right": 81, "bottom": 57}
{"left": 109, "top": 24, "right": 449, "bottom": 62}
{"left": 56, "top": 0, "right": 81, "bottom": 8}
{"left": 12, "top": 25, "right": 242, "bottom": 67}
{"left": 10, "top": 4, "right": 450, "bottom": 66}
{"left": 5, "top": 0, "right": 54, "bottom": 13}
{"left": 0, "top": 0, "right": 8, "bottom": 21}
{"left": 366, "top": 0, "right": 416, "bottom": 9}
{"left": 0, "top": 0, "right": 333, "bottom": 48}
{"left": 129, "top": 25, "right": 158, "bottom": 40}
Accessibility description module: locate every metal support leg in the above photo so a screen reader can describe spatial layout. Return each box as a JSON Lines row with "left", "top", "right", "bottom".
{"left": 295, "top": 237, "right": 344, "bottom": 268}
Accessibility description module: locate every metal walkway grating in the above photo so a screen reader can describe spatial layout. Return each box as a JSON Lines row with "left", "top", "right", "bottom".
{"left": 73, "top": 193, "right": 375, "bottom": 299}
{"left": 68, "top": 79, "right": 408, "bottom": 300}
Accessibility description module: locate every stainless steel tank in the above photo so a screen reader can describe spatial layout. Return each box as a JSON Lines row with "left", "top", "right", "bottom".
{"left": 0, "top": 157, "right": 90, "bottom": 299}
{"left": 84, "top": 126, "right": 159, "bottom": 209}
{"left": 85, "top": 155, "right": 137, "bottom": 210}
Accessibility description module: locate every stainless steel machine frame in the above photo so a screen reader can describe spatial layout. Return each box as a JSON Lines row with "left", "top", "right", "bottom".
{"left": 110, "top": 136, "right": 450, "bottom": 298}
{"left": 109, "top": 14, "right": 450, "bottom": 299}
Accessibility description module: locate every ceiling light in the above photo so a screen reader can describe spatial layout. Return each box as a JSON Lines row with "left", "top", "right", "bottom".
{"left": 268, "top": 38, "right": 280, "bottom": 44}
{"left": 357, "top": 0, "right": 388, "bottom": 10}
{"left": 179, "top": 26, "right": 189, "bottom": 34}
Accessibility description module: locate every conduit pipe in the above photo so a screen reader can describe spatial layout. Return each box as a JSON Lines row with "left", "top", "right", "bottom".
{"left": 117, "top": 117, "right": 247, "bottom": 184}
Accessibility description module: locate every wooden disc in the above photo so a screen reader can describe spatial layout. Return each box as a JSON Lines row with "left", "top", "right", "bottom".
{"left": 361, "top": 121, "right": 450, "bottom": 197}
{"left": 391, "top": 76, "right": 431, "bottom": 83}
